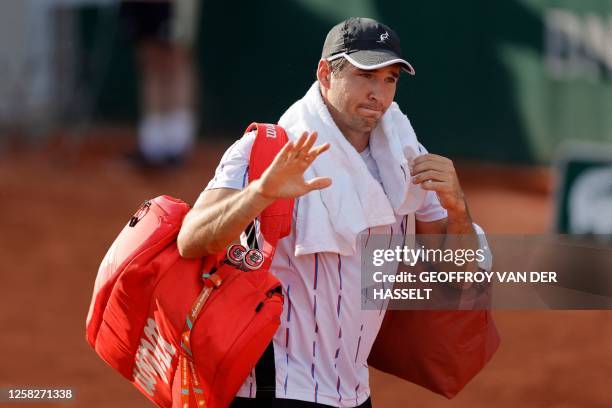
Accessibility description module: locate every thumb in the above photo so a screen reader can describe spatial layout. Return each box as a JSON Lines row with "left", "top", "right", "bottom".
{"left": 305, "top": 176, "right": 332, "bottom": 191}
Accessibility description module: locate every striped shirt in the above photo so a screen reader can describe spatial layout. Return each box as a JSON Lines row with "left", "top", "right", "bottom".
{"left": 205, "top": 131, "right": 447, "bottom": 407}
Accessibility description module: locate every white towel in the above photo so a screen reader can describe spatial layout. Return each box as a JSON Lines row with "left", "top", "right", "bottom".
{"left": 278, "top": 81, "right": 427, "bottom": 256}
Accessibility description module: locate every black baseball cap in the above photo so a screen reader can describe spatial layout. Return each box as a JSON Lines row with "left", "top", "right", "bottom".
{"left": 321, "top": 17, "right": 415, "bottom": 75}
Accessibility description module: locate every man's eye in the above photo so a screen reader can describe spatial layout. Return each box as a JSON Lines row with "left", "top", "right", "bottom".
{"left": 386, "top": 77, "right": 397, "bottom": 84}
{"left": 360, "top": 73, "right": 372, "bottom": 78}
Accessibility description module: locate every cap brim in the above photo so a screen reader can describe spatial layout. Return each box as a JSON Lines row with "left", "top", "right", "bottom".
{"left": 329, "top": 49, "right": 415, "bottom": 75}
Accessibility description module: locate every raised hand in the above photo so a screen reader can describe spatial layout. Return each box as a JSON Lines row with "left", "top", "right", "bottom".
{"left": 255, "top": 131, "right": 332, "bottom": 199}
{"left": 410, "top": 153, "right": 467, "bottom": 216}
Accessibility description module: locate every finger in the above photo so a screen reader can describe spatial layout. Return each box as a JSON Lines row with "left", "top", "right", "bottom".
{"left": 305, "top": 176, "right": 332, "bottom": 191}
{"left": 301, "top": 131, "right": 318, "bottom": 153}
{"left": 411, "top": 170, "right": 448, "bottom": 184}
{"left": 307, "top": 142, "right": 330, "bottom": 158}
{"left": 275, "top": 140, "right": 295, "bottom": 162}
{"left": 293, "top": 132, "right": 309, "bottom": 151}
{"left": 296, "top": 132, "right": 318, "bottom": 160}
{"left": 412, "top": 153, "right": 451, "bottom": 164}
{"left": 420, "top": 180, "right": 450, "bottom": 192}
{"left": 412, "top": 154, "right": 452, "bottom": 167}
{"left": 412, "top": 160, "right": 451, "bottom": 175}
{"left": 299, "top": 143, "right": 330, "bottom": 168}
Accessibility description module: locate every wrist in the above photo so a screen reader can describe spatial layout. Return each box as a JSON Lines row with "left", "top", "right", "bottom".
{"left": 445, "top": 199, "right": 474, "bottom": 233}
{"left": 248, "top": 179, "right": 277, "bottom": 206}
{"left": 446, "top": 198, "right": 468, "bottom": 220}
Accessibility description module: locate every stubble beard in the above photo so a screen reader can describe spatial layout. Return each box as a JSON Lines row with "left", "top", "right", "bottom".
{"left": 351, "top": 115, "right": 379, "bottom": 134}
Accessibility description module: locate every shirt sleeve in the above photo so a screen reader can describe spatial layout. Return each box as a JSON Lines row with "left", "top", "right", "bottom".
{"left": 473, "top": 223, "right": 493, "bottom": 271}
{"left": 414, "top": 142, "right": 448, "bottom": 222}
{"left": 204, "top": 131, "right": 256, "bottom": 191}
{"left": 415, "top": 191, "right": 448, "bottom": 222}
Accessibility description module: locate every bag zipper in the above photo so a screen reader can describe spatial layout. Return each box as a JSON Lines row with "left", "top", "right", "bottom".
{"left": 129, "top": 200, "right": 151, "bottom": 227}
{"left": 255, "top": 286, "right": 283, "bottom": 312}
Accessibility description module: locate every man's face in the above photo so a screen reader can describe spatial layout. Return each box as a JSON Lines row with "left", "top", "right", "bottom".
{"left": 324, "top": 62, "right": 400, "bottom": 135}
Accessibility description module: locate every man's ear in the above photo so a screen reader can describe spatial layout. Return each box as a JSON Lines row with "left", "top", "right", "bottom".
{"left": 317, "top": 59, "right": 331, "bottom": 90}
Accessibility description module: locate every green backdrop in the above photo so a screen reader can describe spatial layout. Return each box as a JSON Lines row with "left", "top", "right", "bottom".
{"left": 78, "top": 0, "right": 612, "bottom": 164}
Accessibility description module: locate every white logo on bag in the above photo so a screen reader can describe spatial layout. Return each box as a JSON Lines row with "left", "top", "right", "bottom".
{"left": 377, "top": 31, "right": 389, "bottom": 43}
{"left": 133, "top": 318, "right": 177, "bottom": 397}
{"left": 265, "top": 126, "right": 277, "bottom": 138}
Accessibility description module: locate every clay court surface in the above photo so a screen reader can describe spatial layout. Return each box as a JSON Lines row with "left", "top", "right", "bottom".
{"left": 1, "top": 129, "right": 610, "bottom": 407}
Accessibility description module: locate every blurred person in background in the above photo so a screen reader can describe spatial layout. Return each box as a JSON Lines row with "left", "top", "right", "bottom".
{"left": 120, "top": 0, "right": 199, "bottom": 167}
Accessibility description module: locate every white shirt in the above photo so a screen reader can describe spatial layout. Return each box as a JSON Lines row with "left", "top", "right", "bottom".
{"left": 205, "top": 131, "right": 447, "bottom": 407}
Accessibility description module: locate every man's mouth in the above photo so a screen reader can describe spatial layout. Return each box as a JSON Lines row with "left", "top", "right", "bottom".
{"left": 356, "top": 105, "right": 383, "bottom": 118}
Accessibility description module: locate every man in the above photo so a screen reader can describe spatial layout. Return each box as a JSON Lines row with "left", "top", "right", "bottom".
{"left": 178, "top": 17, "right": 484, "bottom": 407}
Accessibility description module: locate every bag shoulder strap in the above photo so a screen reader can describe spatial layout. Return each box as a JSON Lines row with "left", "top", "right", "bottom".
{"left": 244, "top": 123, "right": 290, "bottom": 398}
{"left": 245, "top": 122, "right": 294, "bottom": 268}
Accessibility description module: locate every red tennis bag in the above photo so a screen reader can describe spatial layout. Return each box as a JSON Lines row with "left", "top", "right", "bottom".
{"left": 85, "top": 123, "right": 293, "bottom": 408}
{"left": 369, "top": 309, "right": 500, "bottom": 398}
{"left": 368, "top": 257, "right": 500, "bottom": 399}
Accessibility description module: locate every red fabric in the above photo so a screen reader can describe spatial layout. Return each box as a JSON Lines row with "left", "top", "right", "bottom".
{"left": 368, "top": 309, "right": 500, "bottom": 398}
{"left": 368, "top": 226, "right": 500, "bottom": 399}
{"left": 86, "top": 124, "right": 291, "bottom": 407}
{"left": 246, "top": 123, "right": 294, "bottom": 269}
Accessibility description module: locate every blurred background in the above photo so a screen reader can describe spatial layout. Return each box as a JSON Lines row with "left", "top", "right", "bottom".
{"left": 0, "top": 0, "right": 611, "bottom": 407}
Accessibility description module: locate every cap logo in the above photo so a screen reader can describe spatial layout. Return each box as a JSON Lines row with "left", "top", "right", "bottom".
{"left": 377, "top": 31, "right": 389, "bottom": 44}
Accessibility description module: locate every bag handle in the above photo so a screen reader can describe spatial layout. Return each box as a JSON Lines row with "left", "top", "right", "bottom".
{"left": 246, "top": 123, "right": 295, "bottom": 269}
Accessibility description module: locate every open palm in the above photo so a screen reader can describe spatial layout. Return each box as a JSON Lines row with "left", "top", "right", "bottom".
{"left": 257, "top": 131, "right": 332, "bottom": 199}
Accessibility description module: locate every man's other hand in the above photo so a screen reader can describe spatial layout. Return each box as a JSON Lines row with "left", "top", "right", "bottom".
{"left": 410, "top": 153, "right": 467, "bottom": 216}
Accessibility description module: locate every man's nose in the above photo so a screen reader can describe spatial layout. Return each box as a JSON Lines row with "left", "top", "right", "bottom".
{"left": 367, "top": 79, "right": 384, "bottom": 103}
